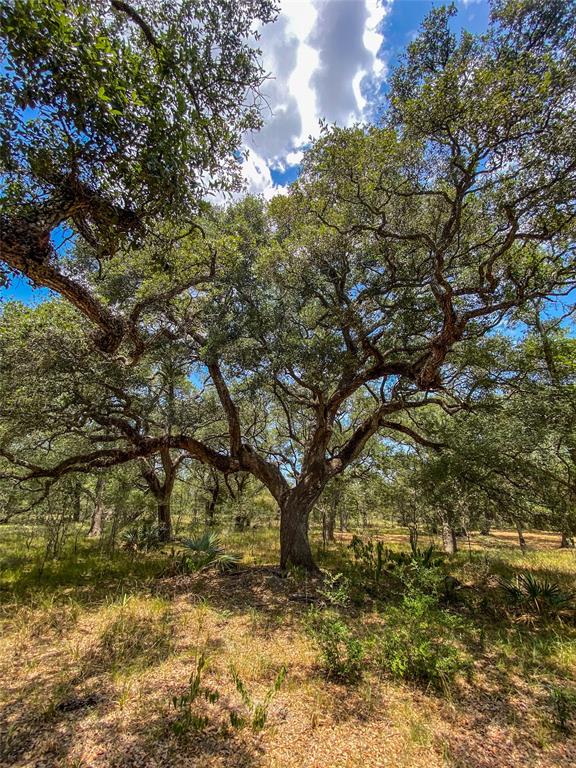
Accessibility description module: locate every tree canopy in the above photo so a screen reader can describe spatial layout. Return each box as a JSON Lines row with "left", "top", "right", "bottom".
{"left": 0, "top": 0, "right": 277, "bottom": 350}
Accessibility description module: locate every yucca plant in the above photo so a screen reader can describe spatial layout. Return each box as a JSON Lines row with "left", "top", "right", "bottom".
{"left": 411, "top": 544, "right": 443, "bottom": 569}
{"left": 176, "top": 532, "right": 239, "bottom": 574}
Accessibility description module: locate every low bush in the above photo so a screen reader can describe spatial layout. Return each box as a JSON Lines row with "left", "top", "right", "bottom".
{"left": 317, "top": 570, "right": 352, "bottom": 607}
{"left": 548, "top": 684, "right": 576, "bottom": 732}
{"left": 375, "top": 592, "right": 471, "bottom": 694}
{"left": 121, "top": 521, "right": 162, "bottom": 552}
{"left": 346, "top": 535, "right": 446, "bottom": 600}
{"left": 346, "top": 536, "right": 389, "bottom": 596}
{"left": 173, "top": 532, "right": 239, "bottom": 574}
{"left": 307, "top": 610, "right": 364, "bottom": 683}
{"left": 171, "top": 653, "right": 220, "bottom": 736}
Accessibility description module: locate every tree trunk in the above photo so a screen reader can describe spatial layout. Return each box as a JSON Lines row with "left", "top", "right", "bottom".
{"left": 516, "top": 522, "right": 527, "bottom": 553}
{"left": 409, "top": 526, "right": 419, "bottom": 555}
{"left": 280, "top": 497, "right": 317, "bottom": 571}
{"left": 157, "top": 496, "right": 172, "bottom": 542}
{"left": 325, "top": 505, "right": 336, "bottom": 542}
{"left": 72, "top": 479, "right": 82, "bottom": 523}
{"left": 205, "top": 478, "right": 219, "bottom": 527}
{"left": 140, "top": 450, "right": 176, "bottom": 543}
{"left": 479, "top": 522, "right": 491, "bottom": 536}
{"left": 234, "top": 512, "right": 249, "bottom": 531}
{"left": 88, "top": 476, "right": 105, "bottom": 538}
{"left": 441, "top": 520, "right": 457, "bottom": 555}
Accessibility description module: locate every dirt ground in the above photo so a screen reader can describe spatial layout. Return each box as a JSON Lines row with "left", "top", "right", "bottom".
{"left": 1, "top": 529, "right": 575, "bottom": 768}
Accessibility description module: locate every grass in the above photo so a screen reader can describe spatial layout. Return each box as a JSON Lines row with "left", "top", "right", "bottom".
{"left": 86, "top": 594, "right": 175, "bottom": 673}
{"left": 0, "top": 523, "right": 575, "bottom": 767}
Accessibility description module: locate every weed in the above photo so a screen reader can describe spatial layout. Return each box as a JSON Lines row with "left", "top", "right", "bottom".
{"left": 89, "top": 595, "right": 173, "bottom": 672}
{"left": 318, "top": 570, "right": 351, "bottom": 607}
{"left": 347, "top": 536, "right": 388, "bottom": 595}
{"left": 346, "top": 536, "right": 445, "bottom": 599}
{"left": 121, "top": 521, "right": 162, "bottom": 552}
{"left": 547, "top": 684, "right": 576, "bottom": 732}
{"left": 287, "top": 563, "right": 308, "bottom": 586}
{"left": 171, "top": 653, "right": 220, "bottom": 736}
{"left": 12, "top": 593, "right": 80, "bottom": 639}
{"left": 229, "top": 664, "right": 287, "bottom": 731}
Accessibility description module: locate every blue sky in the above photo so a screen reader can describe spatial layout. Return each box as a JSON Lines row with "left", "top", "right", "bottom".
{"left": 1, "top": 0, "right": 491, "bottom": 305}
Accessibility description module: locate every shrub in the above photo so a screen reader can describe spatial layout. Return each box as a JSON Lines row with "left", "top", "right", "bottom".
{"left": 174, "top": 532, "right": 239, "bottom": 574}
{"left": 346, "top": 536, "right": 445, "bottom": 599}
{"left": 498, "top": 572, "right": 575, "bottom": 618}
{"left": 121, "top": 521, "right": 161, "bottom": 552}
{"left": 307, "top": 611, "right": 364, "bottom": 683}
{"left": 229, "top": 665, "right": 287, "bottom": 731}
{"left": 347, "top": 536, "right": 389, "bottom": 595}
{"left": 376, "top": 592, "right": 470, "bottom": 694}
{"left": 318, "top": 571, "right": 351, "bottom": 607}
{"left": 171, "top": 654, "right": 220, "bottom": 736}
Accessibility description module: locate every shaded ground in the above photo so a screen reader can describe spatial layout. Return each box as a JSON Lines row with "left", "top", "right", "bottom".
{"left": 0, "top": 528, "right": 575, "bottom": 767}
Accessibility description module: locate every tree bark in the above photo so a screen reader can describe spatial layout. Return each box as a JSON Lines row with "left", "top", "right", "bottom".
{"left": 205, "top": 479, "right": 220, "bottom": 527}
{"left": 88, "top": 476, "right": 105, "bottom": 538}
{"left": 280, "top": 496, "right": 318, "bottom": 571}
{"left": 157, "top": 496, "right": 172, "bottom": 542}
{"left": 409, "top": 526, "right": 419, "bottom": 554}
{"left": 140, "top": 448, "right": 176, "bottom": 542}
{"left": 441, "top": 519, "right": 457, "bottom": 554}
{"left": 516, "top": 522, "right": 527, "bottom": 553}
{"left": 326, "top": 506, "right": 336, "bottom": 542}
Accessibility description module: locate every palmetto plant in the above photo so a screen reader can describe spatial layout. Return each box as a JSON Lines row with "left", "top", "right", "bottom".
{"left": 176, "top": 532, "right": 239, "bottom": 574}
{"left": 498, "top": 572, "right": 575, "bottom": 617}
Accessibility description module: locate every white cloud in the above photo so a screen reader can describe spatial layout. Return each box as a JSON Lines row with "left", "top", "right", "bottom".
{"left": 286, "top": 149, "right": 304, "bottom": 166}
{"left": 309, "top": 0, "right": 371, "bottom": 125}
{"left": 239, "top": 151, "right": 284, "bottom": 201}
{"left": 242, "top": 0, "right": 390, "bottom": 198}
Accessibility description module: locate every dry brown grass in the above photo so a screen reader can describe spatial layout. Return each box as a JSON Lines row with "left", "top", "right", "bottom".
{"left": 1, "top": 530, "right": 575, "bottom": 767}
{"left": 333, "top": 527, "right": 567, "bottom": 551}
